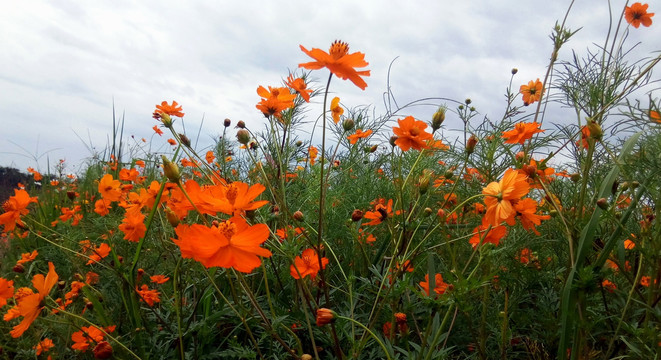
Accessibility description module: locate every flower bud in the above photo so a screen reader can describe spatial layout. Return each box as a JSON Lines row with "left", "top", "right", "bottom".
{"left": 295, "top": 140, "right": 303, "bottom": 147}
{"left": 161, "top": 155, "right": 181, "bottom": 184}
{"left": 369, "top": 145, "right": 378, "bottom": 153}
{"left": 511, "top": 68, "right": 518, "bottom": 75}
{"left": 424, "top": 207, "right": 433, "bottom": 216}
{"left": 390, "top": 136, "right": 398, "bottom": 147}
{"left": 165, "top": 207, "right": 179, "bottom": 227}
{"left": 67, "top": 191, "right": 77, "bottom": 200}
{"left": 293, "top": 211, "right": 304, "bottom": 221}
{"left": 597, "top": 198, "right": 608, "bottom": 210}
{"left": 236, "top": 120, "right": 246, "bottom": 129}
{"left": 13, "top": 264, "right": 24, "bottom": 273}
{"left": 236, "top": 129, "right": 251, "bottom": 145}
{"left": 466, "top": 135, "right": 478, "bottom": 154}
{"left": 587, "top": 120, "right": 603, "bottom": 141}
{"left": 418, "top": 170, "right": 432, "bottom": 194}
{"left": 351, "top": 209, "right": 363, "bottom": 222}
{"left": 342, "top": 119, "right": 355, "bottom": 131}
{"left": 178, "top": 133, "right": 191, "bottom": 148}
{"left": 432, "top": 107, "right": 446, "bottom": 131}
{"left": 160, "top": 113, "right": 173, "bottom": 128}
{"left": 316, "top": 308, "right": 336, "bottom": 326}
{"left": 570, "top": 173, "right": 580, "bottom": 183}
{"left": 223, "top": 118, "right": 231, "bottom": 127}
{"left": 93, "top": 341, "right": 113, "bottom": 359}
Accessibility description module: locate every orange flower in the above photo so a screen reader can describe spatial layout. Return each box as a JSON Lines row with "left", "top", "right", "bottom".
{"left": 98, "top": 174, "right": 122, "bottom": 203}
{"left": 155, "top": 101, "right": 185, "bottom": 117}
{"left": 205, "top": 150, "right": 215, "bottom": 164}
{"left": 316, "top": 308, "right": 335, "bottom": 326}
{"left": 299, "top": 40, "right": 370, "bottom": 90}
{"left": 511, "top": 198, "right": 550, "bottom": 235}
{"left": 625, "top": 3, "right": 654, "bottom": 28}
{"left": 0, "top": 189, "right": 38, "bottom": 232}
{"left": 308, "top": 146, "right": 319, "bottom": 166}
{"left": 136, "top": 284, "right": 160, "bottom": 307}
{"left": 330, "top": 97, "right": 343, "bottom": 124}
{"left": 482, "top": 169, "right": 530, "bottom": 226}
{"left": 419, "top": 273, "right": 449, "bottom": 297}
{"left": 392, "top": 116, "right": 434, "bottom": 151}
{"left": 519, "top": 79, "right": 543, "bottom": 105}
{"left": 173, "top": 216, "right": 272, "bottom": 273}
{"left": 27, "top": 167, "right": 43, "bottom": 182}
{"left": 0, "top": 278, "right": 14, "bottom": 307}
{"left": 152, "top": 125, "right": 164, "bottom": 136}
{"left": 71, "top": 325, "right": 113, "bottom": 352}
{"left": 118, "top": 211, "right": 146, "bottom": 242}
{"left": 517, "top": 248, "right": 534, "bottom": 265}
{"left": 347, "top": 129, "right": 373, "bottom": 144}
{"left": 86, "top": 243, "right": 111, "bottom": 265}
{"left": 214, "top": 181, "right": 270, "bottom": 216}
{"left": 34, "top": 338, "right": 55, "bottom": 356}
{"left": 94, "top": 199, "right": 111, "bottom": 216}
{"left": 363, "top": 199, "right": 394, "bottom": 226}
{"left": 469, "top": 224, "right": 508, "bottom": 248}
{"left": 285, "top": 74, "right": 312, "bottom": 102}
{"left": 290, "top": 248, "right": 329, "bottom": 280}
{"left": 256, "top": 85, "right": 296, "bottom": 118}
{"left": 502, "top": 122, "right": 544, "bottom": 144}
{"left": 577, "top": 125, "right": 591, "bottom": 149}
{"left": 167, "top": 138, "right": 177, "bottom": 146}
{"left": 602, "top": 279, "right": 617, "bottom": 293}
{"left": 16, "top": 250, "right": 38, "bottom": 265}
{"left": 650, "top": 109, "right": 661, "bottom": 123}
{"left": 150, "top": 275, "right": 170, "bottom": 284}
{"left": 7, "top": 262, "right": 58, "bottom": 337}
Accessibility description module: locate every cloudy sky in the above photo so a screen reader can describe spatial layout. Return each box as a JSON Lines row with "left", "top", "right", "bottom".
{"left": 1, "top": 1, "right": 659, "bottom": 173}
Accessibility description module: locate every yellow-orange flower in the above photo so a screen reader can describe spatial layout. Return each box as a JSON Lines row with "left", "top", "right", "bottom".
{"left": 290, "top": 248, "right": 329, "bottom": 280}
{"left": 392, "top": 116, "right": 434, "bottom": 151}
{"left": 173, "top": 216, "right": 272, "bottom": 273}
{"left": 330, "top": 97, "right": 344, "bottom": 124}
{"left": 6, "top": 262, "right": 58, "bottom": 338}
{"left": 285, "top": 75, "right": 313, "bottom": 102}
{"left": 155, "top": 101, "right": 185, "bottom": 117}
{"left": 0, "top": 189, "right": 38, "bottom": 232}
{"left": 519, "top": 79, "right": 543, "bottom": 105}
{"left": 502, "top": 122, "right": 544, "bottom": 144}
{"left": 16, "top": 250, "right": 38, "bottom": 265}
{"left": 118, "top": 210, "right": 146, "bottom": 243}
{"left": 625, "top": 3, "right": 654, "bottom": 28}
{"left": 308, "top": 146, "right": 319, "bottom": 166}
{"left": 482, "top": 169, "right": 530, "bottom": 226}
{"left": 347, "top": 129, "right": 373, "bottom": 145}
{"left": 469, "top": 224, "right": 508, "bottom": 248}
{"left": 98, "top": 174, "right": 122, "bottom": 203}
{"left": 299, "top": 40, "right": 370, "bottom": 90}
{"left": 256, "top": 85, "right": 296, "bottom": 118}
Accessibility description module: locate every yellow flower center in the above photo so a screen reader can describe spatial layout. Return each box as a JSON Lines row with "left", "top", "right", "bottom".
{"left": 329, "top": 40, "right": 349, "bottom": 60}
{"left": 409, "top": 127, "right": 420, "bottom": 136}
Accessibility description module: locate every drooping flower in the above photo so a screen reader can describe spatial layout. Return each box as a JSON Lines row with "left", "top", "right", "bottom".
{"left": 392, "top": 116, "right": 434, "bottom": 151}
{"left": 136, "top": 284, "right": 160, "bottom": 307}
{"left": 285, "top": 74, "right": 313, "bottom": 102}
{"left": 16, "top": 250, "right": 38, "bottom": 265}
{"left": 256, "top": 85, "right": 296, "bottom": 118}
{"left": 347, "top": 128, "right": 373, "bottom": 145}
{"left": 155, "top": 101, "right": 185, "bottom": 118}
{"left": 419, "top": 273, "right": 449, "bottom": 297}
{"left": 482, "top": 169, "right": 530, "bottom": 226}
{"left": 330, "top": 97, "right": 344, "bottom": 124}
{"left": 316, "top": 308, "right": 336, "bottom": 326}
{"left": 0, "top": 189, "right": 38, "bottom": 232}
{"left": 173, "top": 216, "right": 272, "bottom": 273}
{"left": 290, "top": 248, "right": 329, "bottom": 280}
{"left": 6, "top": 262, "right": 58, "bottom": 338}
{"left": 519, "top": 79, "right": 543, "bottom": 105}
{"left": 502, "top": 122, "right": 544, "bottom": 144}
{"left": 625, "top": 3, "right": 654, "bottom": 28}
{"left": 299, "top": 40, "right": 370, "bottom": 90}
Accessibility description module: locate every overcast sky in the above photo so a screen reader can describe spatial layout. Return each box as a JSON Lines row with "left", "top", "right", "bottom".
{"left": 1, "top": 1, "right": 659, "bottom": 174}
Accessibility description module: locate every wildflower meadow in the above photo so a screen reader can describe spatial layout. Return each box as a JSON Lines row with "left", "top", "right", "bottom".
{"left": 1, "top": 2, "right": 660, "bottom": 359}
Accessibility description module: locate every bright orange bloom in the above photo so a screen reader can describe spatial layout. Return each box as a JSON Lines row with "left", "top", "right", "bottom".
{"left": 602, "top": 279, "right": 617, "bottom": 293}
{"left": 469, "top": 224, "right": 508, "bottom": 248}
{"left": 34, "top": 338, "right": 55, "bottom": 356}
{"left": 167, "top": 138, "right": 177, "bottom": 146}
{"left": 308, "top": 146, "right": 319, "bottom": 166}
{"left": 118, "top": 211, "right": 146, "bottom": 242}
{"left": 16, "top": 250, "right": 38, "bottom": 265}
{"left": 640, "top": 276, "right": 655, "bottom": 287}
{"left": 0, "top": 189, "right": 38, "bottom": 232}
{"left": 136, "top": 284, "right": 160, "bottom": 307}
{"left": 285, "top": 74, "right": 312, "bottom": 102}
{"left": 94, "top": 199, "right": 111, "bottom": 216}
{"left": 519, "top": 79, "right": 543, "bottom": 105}
{"left": 650, "top": 109, "right": 661, "bottom": 123}
{"left": 119, "top": 168, "right": 140, "bottom": 182}
{"left": 155, "top": 101, "right": 185, "bottom": 117}
{"left": 27, "top": 167, "right": 43, "bottom": 182}
{"left": 71, "top": 325, "right": 107, "bottom": 351}
{"left": 347, "top": 129, "right": 373, "bottom": 144}
{"left": 0, "top": 278, "right": 14, "bottom": 307}
{"left": 577, "top": 125, "right": 591, "bottom": 149}
{"left": 59, "top": 205, "right": 83, "bottom": 226}
{"left": 86, "top": 243, "right": 111, "bottom": 265}
{"left": 392, "top": 116, "right": 434, "bottom": 151}
{"left": 330, "top": 97, "right": 343, "bottom": 124}
{"left": 150, "top": 275, "right": 170, "bottom": 284}
{"left": 256, "top": 85, "right": 296, "bottom": 118}
{"left": 511, "top": 198, "right": 550, "bottom": 235}
{"left": 173, "top": 216, "right": 272, "bottom": 273}
{"left": 502, "top": 122, "right": 544, "bottom": 144}
{"left": 299, "top": 40, "right": 370, "bottom": 90}
{"left": 7, "top": 262, "right": 58, "bottom": 338}
{"left": 363, "top": 199, "right": 394, "bottom": 226}
{"left": 624, "top": 237, "right": 636, "bottom": 249}
{"left": 517, "top": 248, "right": 534, "bottom": 265}
{"left": 213, "top": 181, "right": 269, "bottom": 216}
{"left": 205, "top": 150, "right": 215, "bottom": 164}
{"left": 98, "top": 174, "right": 122, "bottom": 202}
{"left": 152, "top": 125, "right": 163, "bottom": 136}
{"left": 625, "top": 3, "right": 654, "bottom": 28}
{"left": 290, "top": 248, "right": 329, "bottom": 280}
{"left": 482, "top": 169, "right": 530, "bottom": 226}
{"left": 419, "top": 273, "right": 449, "bottom": 297}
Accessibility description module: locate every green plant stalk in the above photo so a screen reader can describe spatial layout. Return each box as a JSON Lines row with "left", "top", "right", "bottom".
{"left": 337, "top": 315, "right": 392, "bottom": 360}
{"left": 422, "top": 305, "right": 456, "bottom": 360}
{"left": 173, "top": 258, "right": 185, "bottom": 360}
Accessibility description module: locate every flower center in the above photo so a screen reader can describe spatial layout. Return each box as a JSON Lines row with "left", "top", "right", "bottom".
{"left": 329, "top": 40, "right": 349, "bottom": 60}
{"left": 226, "top": 184, "right": 238, "bottom": 204}
{"left": 409, "top": 127, "right": 421, "bottom": 136}
{"left": 217, "top": 220, "right": 237, "bottom": 241}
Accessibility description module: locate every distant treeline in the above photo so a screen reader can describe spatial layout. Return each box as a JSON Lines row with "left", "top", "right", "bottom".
{"left": 0, "top": 167, "right": 31, "bottom": 205}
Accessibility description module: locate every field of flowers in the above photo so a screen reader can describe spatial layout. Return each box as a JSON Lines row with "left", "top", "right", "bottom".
{"left": 1, "top": 2, "right": 659, "bottom": 359}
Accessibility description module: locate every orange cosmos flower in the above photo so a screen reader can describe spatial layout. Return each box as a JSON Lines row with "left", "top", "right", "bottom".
{"left": 205, "top": 150, "right": 215, "bottom": 164}
{"left": 511, "top": 198, "right": 550, "bottom": 235}
{"left": 155, "top": 101, "right": 185, "bottom": 117}
{"left": 469, "top": 224, "right": 508, "bottom": 248}
{"left": 7, "top": 262, "right": 58, "bottom": 338}
{"left": 347, "top": 128, "right": 373, "bottom": 144}
{"left": 98, "top": 174, "right": 122, "bottom": 203}
{"left": 625, "top": 3, "right": 654, "bottom": 28}
{"left": 0, "top": 189, "right": 38, "bottom": 232}
{"left": 419, "top": 273, "right": 449, "bottom": 297}
{"left": 167, "top": 138, "right": 177, "bottom": 146}
{"left": 256, "top": 85, "right": 296, "bottom": 118}
{"left": 519, "top": 79, "right": 543, "bottom": 105}
{"left": 215, "top": 181, "right": 269, "bottom": 216}
{"left": 173, "top": 216, "right": 272, "bottom": 273}
{"left": 71, "top": 325, "right": 115, "bottom": 352}
{"left": 34, "top": 338, "right": 55, "bottom": 355}
{"left": 482, "top": 169, "right": 530, "bottom": 226}
{"left": 299, "top": 40, "right": 370, "bottom": 90}
{"left": 27, "top": 167, "right": 43, "bottom": 182}
{"left": 0, "top": 278, "right": 14, "bottom": 307}
{"left": 136, "top": 284, "right": 160, "bottom": 307}
{"left": 16, "top": 250, "right": 38, "bottom": 265}
{"left": 150, "top": 275, "right": 170, "bottom": 284}
{"left": 330, "top": 97, "right": 343, "bottom": 124}
{"left": 285, "top": 74, "right": 312, "bottom": 102}
{"left": 650, "top": 109, "right": 661, "bottom": 123}
{"left": 392, "top": 116, "right": 434, "bottom": 151}
{"left": 118, "top": 210, "right": 146, "bottom": 242}
{"left": 316, "top": 308, "right": 336, "bottom": 326}
{"left": 363, "top": 199, "right": 394, "bottom": 226}
{"left": 152, "top": 125, "right": 163, "bottom": 136}
{"left": 86, "top": 243, "right": 111, "bottom": 265}
{"left": 94, "top": 199, "right": 111, "bottom": 217}
{"left": 308, "top": 146, "right": 318, "bottom": 166}
{"left": 290, "top": 248, "right": 329, "bottom": 280}
{"left": 517, "top": 248, "right": 534, "bottom": 265}
{"left": 601, "top": 279, "right": 617, "bottom": 293}
{"left": 502, "top": 122, "right": 544, "bottom": 144}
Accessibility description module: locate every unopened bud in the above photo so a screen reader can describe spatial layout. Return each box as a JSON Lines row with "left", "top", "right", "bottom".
{"left": 466, "top": 135, "right": 478, "bottom": 154}
{"left": 160, "top": 113, "right": 173, "bottom": 128}
{"left": 515, "top": 151, "right": 526, "bottom": 162}
{"left": 223, "top": 118, "right": 231, "bottom": 127}
{"left": 424, "top": 207, "right": 432, "bottom": 216}
{"left": 511, "top": 68, "right": 518, "bottom": 75}
{"left": 351, "top": 209, "right": 363, "bottom": 222}
{"left": 67, "top": 191, "right": 77, "bottom": 200}
{"left": 342, "top": 119, "right": 355, "bottom": 131}
{"left": 293, "top": 211, "right": 304, "bottom": 221}
{"left": 587, "top": 120, "right": 603, "bottom": 141}
{"left": 236, "top": 120, "right": 246, "bottom": 129}
{"left": 570, "top": 173, "right": 580, "bottom": 183}
{"left": 237, "top": 129, "right": 251, "bottom": 145}
{"left": 390, "top": 136, "right": 398, "bottom": 147}
{"left": 295, "top": 140, "right": 303, "bottom": 147}
{"left": 597, "top": 198, "right": 608, "bottom": 210}
{"left": 418, "top": 170, "right": 432, "bottom": 194}
{"left": 432, "top": 107, "right": 446, "bottom": 131}
{"left": 161, "top": 155, "right": 181, "bottom": 184}
{"left": 165, "top": 207, "right": 179, "bottom": 227}
{"left": 178, "top": 134, "right": 191, "bottom": 147}
{"left": 369, "top": 145, "right": 378, "bottom": 153}
{"left": 13, "top": 264, "right": 25, "bottom": 273}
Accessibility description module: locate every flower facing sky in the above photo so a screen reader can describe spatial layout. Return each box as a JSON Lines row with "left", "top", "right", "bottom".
{"left": 625, "top": 3, "right": 654, "bottom": 28}
{"left": 392, "top": 116, "right": 434, "bottom": 151}
{"left": 519, "top": 79, "right": 543, "bottom": 105}
{"left": 299, "top": 40, "right": 370, "bottom": 90}
{"left": 154, "top": 101, "right": 185, "bottom": 118}
{"left": 285, "top": 74, "right": 312, "bottom": 102}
